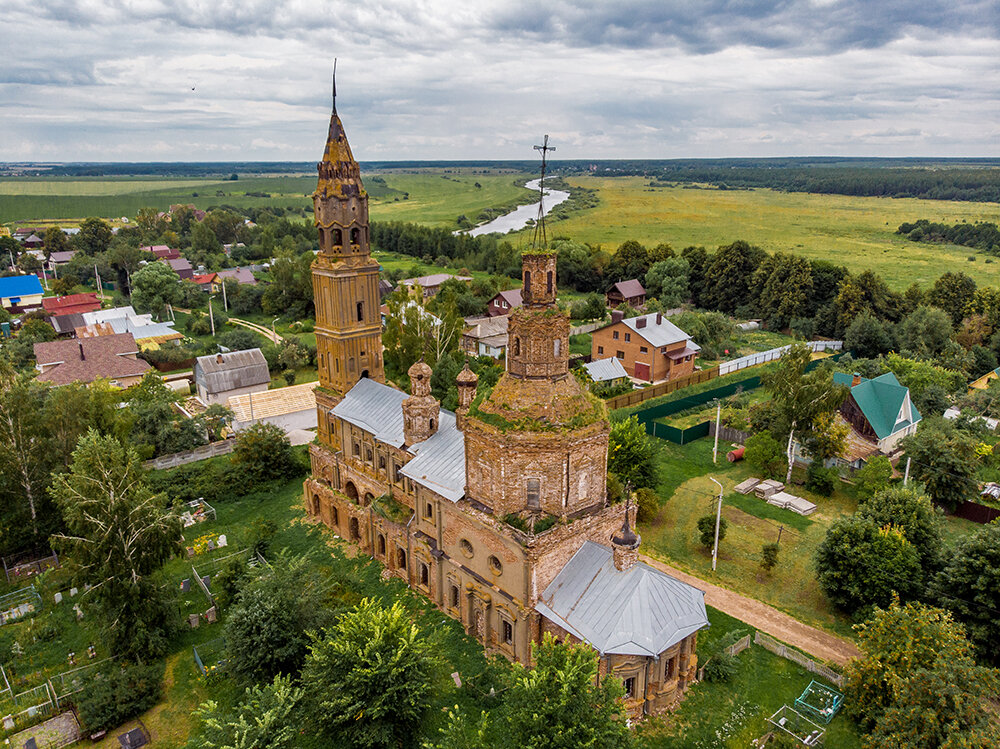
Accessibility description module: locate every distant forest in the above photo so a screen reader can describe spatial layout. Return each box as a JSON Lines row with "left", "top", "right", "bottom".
{"left": 5, "top": 157, "right": 1000, "bottom": 203}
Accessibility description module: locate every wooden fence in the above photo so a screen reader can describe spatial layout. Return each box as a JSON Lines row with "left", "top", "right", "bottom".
{"left": 953, "top": 500, "right": 1000, "bottom": 525}
{"left": 143, "top": 439, "right": 235, "bottom": 470}
{"left": 606, "top": 366, "right": 720, "bottom": 410}
{"left": 709, "top": 422, "right": 752, "bottom": 445}
{"left": 725, "top": 634, "right": 752, "bottom": 657}
{"left": 754, "top": 632, "right": 845, "bottom": 688}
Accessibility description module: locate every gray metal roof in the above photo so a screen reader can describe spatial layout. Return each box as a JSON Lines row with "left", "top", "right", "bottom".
{"left": 583, "top": 357, "right": 628, "bottom": 383}
{"left": 401, "top": 410, "right": 466, "bottom": 502}
{"left": 194, "top": 348, "right": 270, "bottom": 394}
{"left": 106, "top": 317, "right": 181, "bottom": 341}
{"left": 332, "top": 378, "right": 408, "bottom": 448}
{"left": 621, "top": 313, "right": 699, "bottom": 349}
{"left": 536, "top": 541, "right": 709, "bottom": 657}
{"left": 334, "top": 378, "right": 467, "bottom": 502}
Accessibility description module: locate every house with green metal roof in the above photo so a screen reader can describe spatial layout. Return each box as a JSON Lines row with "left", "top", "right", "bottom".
{"left": 833, "top": 371, "right": 921, "bottom": 458}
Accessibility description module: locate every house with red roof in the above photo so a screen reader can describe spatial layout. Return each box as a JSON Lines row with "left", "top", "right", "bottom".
{"left": 191, "top": 273, "right": 220, "bottom": 293}
{"left": 42, "top": 293, "right": 102, "bottom": 317}
{"left": 142, "top": 245, "right": 180, "bottom": 260}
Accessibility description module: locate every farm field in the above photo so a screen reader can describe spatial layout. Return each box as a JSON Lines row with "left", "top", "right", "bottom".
{"left": 0, "top": 171, "right": 533, "bottom": 228}
{"left": 512, "top": 177, "right": 1000, "bottom": 290}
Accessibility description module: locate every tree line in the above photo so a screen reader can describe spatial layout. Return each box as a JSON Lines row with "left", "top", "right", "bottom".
{"left": 898, "top": 218, "right": 1000, "bottom": 253}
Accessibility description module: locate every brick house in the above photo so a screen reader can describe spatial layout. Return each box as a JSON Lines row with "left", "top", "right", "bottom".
{"left": 302, "top": 95, "right": 708, "bottom": 719}
{"left": 488, "top": 288, "right": 523, "bottom": 317}
{"left": 606, "top": 279, "right": 646, "bottom": 308}
{"left": 591, "top": 312, "right": 699, "bottom": 382}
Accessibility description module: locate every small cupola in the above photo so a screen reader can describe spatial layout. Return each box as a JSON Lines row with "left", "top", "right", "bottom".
{"left": 402, "top": 360, "right": 439, "bottom": 445}
{"left": 611, "top": 495, "right": 641, "bottom": 572}
{"left": 455, "top": 362, "right": 478, "bottom": 429}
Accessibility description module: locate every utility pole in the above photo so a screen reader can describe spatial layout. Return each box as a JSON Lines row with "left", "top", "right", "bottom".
{"left": 777, "top": 525, "right": 784, "bottom": 546}
{"left": 713, "top": 401, "right": 721, "bottom": 464}
{"left": 221, "top": 278, "right": 228, "bottom": 312}
{"left": 708, "top": 477, "right": 723, "bottom": 572}
{"left": 209, "top": 297, "right": 216, "bottom": 336}
{"left": 903, "top": 457, "right": 911, "bottom": 486}
{"left": 94, "top": 264, "right": 102, "bottom": 298}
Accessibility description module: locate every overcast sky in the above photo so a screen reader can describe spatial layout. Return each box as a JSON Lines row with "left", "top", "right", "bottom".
{"left": 3, "top": 0, "right": 999, "bottom": 162}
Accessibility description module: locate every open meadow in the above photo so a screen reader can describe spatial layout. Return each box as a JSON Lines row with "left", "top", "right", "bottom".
{"left": 516, "top": 176, "right": 1000, "bottom": 289}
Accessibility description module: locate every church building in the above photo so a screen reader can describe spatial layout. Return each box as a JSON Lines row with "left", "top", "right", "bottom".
{"left": 303, "top": 82, "right": 709, "bottom": 718}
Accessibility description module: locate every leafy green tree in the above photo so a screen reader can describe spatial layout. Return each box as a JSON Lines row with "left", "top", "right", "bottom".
{"left": 897, "top": 305, "right": 954, "bottom": 358}
{"left": 844, "top": 312, "right": 895, "bottom": 359}
{"left": 763, "top": 345, "right": 847, "bottom": 482}
{"left": 634, "top": 487, "right": 660, "bottom": 522}
{"left": 928, "top": 271, "right": 977, "bottom": 325}
{"left": 73, "top": 217, "right": 114, "bottom": 256}
{"left": 846, "top": 600, "right": 995, "bottom": 738}
{"left": 4, "top": 317, "right": 57, "bottom": 369}
{"left": 884, "top": 353, "right": 964, "bottom": 410}
{"left": 43, "top": 226, "right": 70, "bottom": 258}
{"left": 49, "top": 430, "right": 181, "bottom": 660}
{"left": 608, "top": 415, "right": 657, "bottom": 490}
{"left": 217, "top": 328, "right": 264, "bottom": 352}
{"left": 189, "top": 221, "right": 224, "bottom": 269}
{"left": 188, "top": 675, "right": 302, "bottom": 749}
{"left": 130, "top": 261, "right": 180, "bottom": 318}
{"left": 743, "top": 431, "right": 785, "bottom": 479}
{"left": 752, "top": 253, "right": 814, "bottom": 329}
{"left": 697, "top": 514, "right": 727, "bottom": 548}
{"left": 644, "top": 257, "right": 690, "bottom": 307}
{"left": 230, "top": 423, "right": 298, "bottom": 486}
{"left": 16, "top": 253, "right": 41, "bottom": 273}
{"left": 929, "top": 522, "right": 1000, "bottom": 665}
{"left": 856, "top": 486, "right": 943, "bottom": 572}
{"left": 303, "top": 599, "right": 438, "bottom": 749}
{"left": 261, "top": 253, "right": 314, "bottom": 319}
{"left": 225, "top": 556, "right": 331, "bottom": 686}
{"left": 900, "top": 418, "right": 977, "bottom": 511}
{"left": 805, "top": 462, "right": 837, "bottom": 496}
{"left": 680, "top": 246, "right": 709, "bottom": 307}
{"left": 853, "top": 455, "right": 892, "bottom": 501}
{"left": 702, "top": 240, "right": 767, "bottom": 314}
{"left": 761, "top": 543, "right": 779, "bottom": 573}
{"left": 125, "top": 372, "right": 206, "bottom": 457}
{"left": 815, "top": 517, "right": 922, "bottom": 614}
{"left": 77, "top": 663, "right": 163, "bottom": 732}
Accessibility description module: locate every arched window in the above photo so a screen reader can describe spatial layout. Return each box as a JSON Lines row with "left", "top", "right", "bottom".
{"left": 349, "top": 517, "right": 360, "bottom": 541}
{"left": 419, "top": 562, "right": 429, "bottom": 587}
{"left": 429, "top": 418, "right": 436, "bottom": 430}
{"left": 546, "top": 270, "right": 553, "bottom": 294}
{"left": 554, "top": 339, "right": 561, "bottom": 356}
{"left": 526, "top": 479, "right": 540, "bottom": 509}
{"left": 350, "top": 227, "right": 360, "bottom": 245}
{"left": 523, "top": 270, "right": 531, "bottom": 295}
{"left": 332, "top": 228, "right": 343, "bottom": 246}
{"left": 356, "top": 301, "right": 364, "bottom": 321}
{"left": 513, "top": 337, "right": 521, "bottom": 356}
{"left": 397, "top": 548, "right": 407, "bottom": 570}
{"left": 348, "top": 357, "right": 356, "bottom": 372}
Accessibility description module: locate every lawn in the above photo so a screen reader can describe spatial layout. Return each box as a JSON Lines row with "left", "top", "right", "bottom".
{"left": 507, "top": 177, "right": 1000, "bottom": 290}
{"left": 639, "top": 608, "right": 861, "bottom": 749}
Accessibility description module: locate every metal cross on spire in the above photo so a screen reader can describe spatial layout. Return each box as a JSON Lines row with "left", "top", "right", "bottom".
{"left": 331, "top": 58, "right": 338, "bottom": 113}
{"left": 531, "top": 134, "right": 555, "bottom": 250}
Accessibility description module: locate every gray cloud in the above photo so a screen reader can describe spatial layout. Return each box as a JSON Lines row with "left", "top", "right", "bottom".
{"left": 0, "top": 0, "right": 998, "bottom": 161}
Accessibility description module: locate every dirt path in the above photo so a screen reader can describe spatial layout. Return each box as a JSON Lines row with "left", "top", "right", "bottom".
{"left": 641, "top": 554, "right": 861, "bottom": 666}
{"left": 228, "top": 317, "right": 284, "bottom": 344}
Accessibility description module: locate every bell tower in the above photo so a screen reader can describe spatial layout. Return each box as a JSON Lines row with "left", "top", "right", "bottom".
{"left": 312, "top": 69, "right": 384, "bottom": 444}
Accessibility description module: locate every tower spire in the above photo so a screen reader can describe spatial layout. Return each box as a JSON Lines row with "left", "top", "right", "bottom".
{"left": 331, "top": 58, "right": 337, "bottom": 113}
{"left": 531, "top": 134, "right": 555, "bottom": 250}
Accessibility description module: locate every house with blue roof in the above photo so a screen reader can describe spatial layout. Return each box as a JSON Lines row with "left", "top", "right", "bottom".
{"left": 833, "top": 371, "right": 921, "bottom": 465}
{"left": 0, "top": 275, "right": 44, "bottom": 313}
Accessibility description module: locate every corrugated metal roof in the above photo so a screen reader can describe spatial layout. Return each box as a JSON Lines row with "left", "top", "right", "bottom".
{"left": 621, "top": 314, "right": 695, "bottom": 349}
{"left": 229, "top": 382, "right": 318, "bottom": 422}
{"left": 583, "top": 357, "right": 628, "bottom": 383}
{"left": 833, "top": 371, "right": 921, "bottom": 439}
{"left": 106, "top": 317, "right": 182, "bottom": 341}
{"left": 194, "top": 348, "right": 270, "bottom": 394}
{"left": 612, "top": 279, "right": 645, "bottom": 298}
{"left": 535, "top": 541, "right": 709, "bottom": 657}
{"left": 332, "top": 378, "right": 408, "bottom": 447}
{"left": 0, "top": 275, "right": 43, "bottom": 299}
{"left": 401, "top": 410, "right": 466, "bottom": 502}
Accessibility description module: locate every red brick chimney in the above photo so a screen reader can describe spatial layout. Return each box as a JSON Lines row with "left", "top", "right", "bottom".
{"left": 611, "top": 310, "right": 625, "bottom": 324}
{"left": 852, "top": 372, "right": 861, "bottom": 387}
{"left": 78, "top": 342, "right": 85, "bottom": 360}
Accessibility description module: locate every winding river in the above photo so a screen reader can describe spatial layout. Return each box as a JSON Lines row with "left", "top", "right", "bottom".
{"left": 464, "top": 178, "right": 571, "bottom": 237}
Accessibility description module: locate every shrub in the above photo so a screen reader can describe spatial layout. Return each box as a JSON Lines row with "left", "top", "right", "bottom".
{"left": 761, "top": 542, "right": 780, "bottom": 573}
{"left": 230, "top": 423, "right": 300, "bottom": 487}
{"left": 703, "top": 652, "right": 737, "bottom": 682}
{"left": 697, "top": 514, "right": 727, "bottom": 549}
{"left": 805, "top": 462, "right": 837, "bottom": 496}
{"left": 744, "top": 430, "right": 785, "bottom": 479}
{"left": 76, "top": 664, "right": 163, "bottom": 733}
{"left": 634, "top": 487, "right": 660, "bottom": 522}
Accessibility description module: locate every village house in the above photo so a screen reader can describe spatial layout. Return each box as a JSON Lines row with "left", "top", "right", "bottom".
{"left": 141, "top": 245, "right": 180, "bottom": 260}
{"left": 34, "top": 333, "right": 151, "bottom": 387}
{"left": 191, "top": 273, "right": 220, "bottom": 293}
{"left": 46, "top": 250, "right": 77, "bottom": 272}
{"left": 488, "top": 288, "right": 523, "bottom": 317}
{"left": 582, "top": 357, "right": 630, "bottom": 389}
{"left": 216, "top": 267, "right": 257, "bottom": 286}
{"left": 0, "top": 275, "right": 44, "bottom": 313}
{"left": 161, "top": 256, "right": 194, "bottom": 279}
{"left": 302, "top": 92, "right": 708, "bottom": 719}
{"left": 399, "top": 272, "right": 472, "bottom": 298}
{"left": 831, "top": 371, "right": 921, "bottom": 466}
{"left": 606, "top": 279, "right": 646, "bottom": 308}
{"left": 41, "top": 293, "right": 102, "bottom": 317}
{"left": 461, "top": 315, "right": 508, "bottom": 359}
{"left": 228, "top": 381, "right": 319, "bottom": 433}
{"left": 591, "top": 311, "right": 699, "bottom": 383}
{"left": 193, "top": 348, "right": 271, "bottom": 405}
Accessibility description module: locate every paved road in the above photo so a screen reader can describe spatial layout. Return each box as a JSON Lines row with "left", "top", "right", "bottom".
{"left": 641, "top": 554, "right": 861, "bottom": 666}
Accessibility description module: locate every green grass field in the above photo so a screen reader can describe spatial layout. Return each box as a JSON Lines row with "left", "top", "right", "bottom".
{"left": 518, "top": 177, "right": 1000, "bottom": 290}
